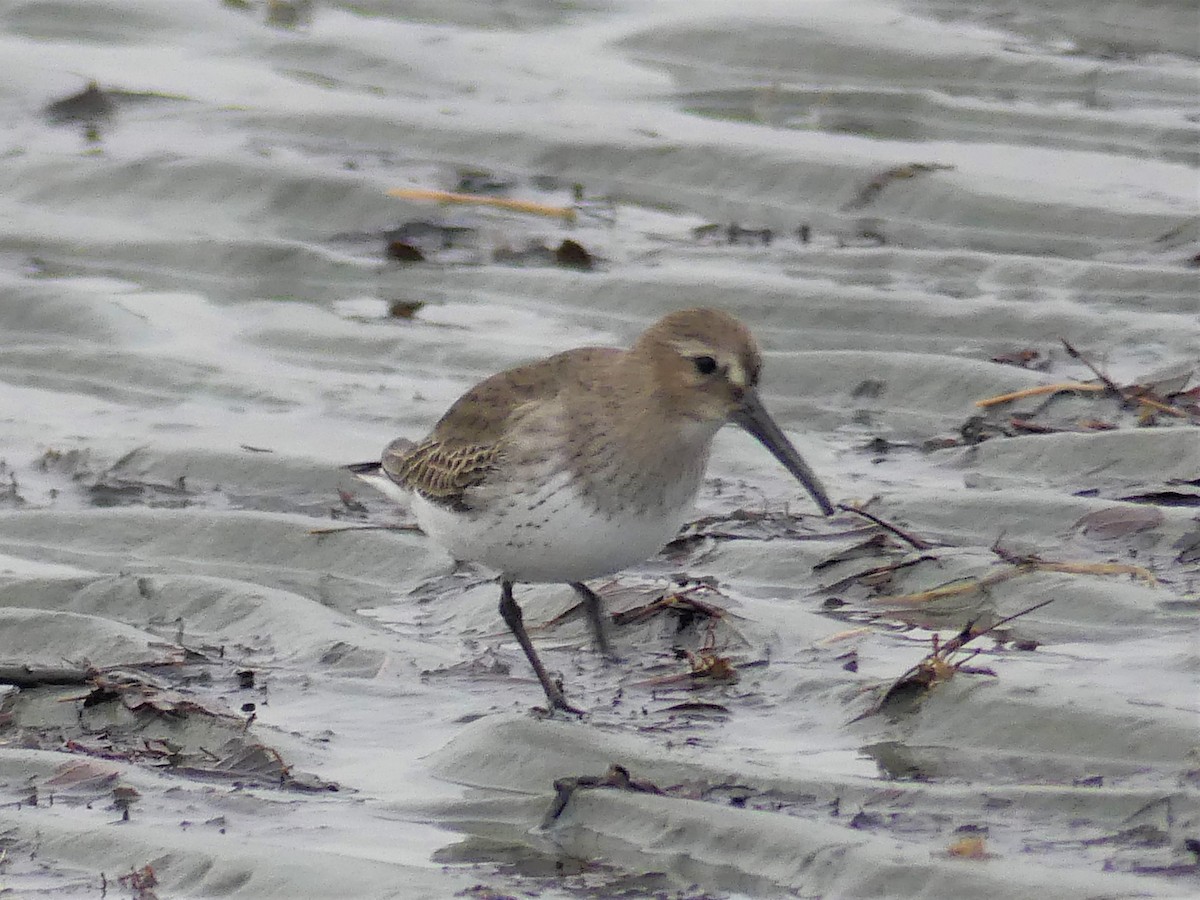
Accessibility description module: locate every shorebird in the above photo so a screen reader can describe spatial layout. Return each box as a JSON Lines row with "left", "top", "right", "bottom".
{"left": 350, "top": 308, "right": 834, "bottom": 713}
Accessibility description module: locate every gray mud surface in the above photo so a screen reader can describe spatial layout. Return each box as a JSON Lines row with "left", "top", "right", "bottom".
{"left": 1, "top": 0, "right": 1197, "bottom": 897}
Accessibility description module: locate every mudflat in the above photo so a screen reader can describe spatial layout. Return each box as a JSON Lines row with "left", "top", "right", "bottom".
{"left": 0, "top": 0, "right": 1197, "bottom": 897}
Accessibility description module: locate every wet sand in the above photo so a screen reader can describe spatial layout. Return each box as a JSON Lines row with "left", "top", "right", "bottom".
{"left": 0, "top": 0, "right": 1197, "bottom": 897}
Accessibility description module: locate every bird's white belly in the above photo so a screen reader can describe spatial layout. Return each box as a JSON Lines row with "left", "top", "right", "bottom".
{"left": 411, "top": 472, "right": 692, "bottom": 583}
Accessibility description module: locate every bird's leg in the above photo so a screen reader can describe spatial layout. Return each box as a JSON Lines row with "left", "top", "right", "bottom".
{"left": 570, "top": 581, "right": 617, "bottom": 661}
{"left": 499, "top": 580, "right": 584, "bottom": 716}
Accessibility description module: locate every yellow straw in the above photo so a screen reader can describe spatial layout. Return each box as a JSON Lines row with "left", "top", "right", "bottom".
{"left": 387, "top": 188, "right": 576, "bottom": 222}
{"left": 975, "top": 382, "right": 1104, "bottom": 408}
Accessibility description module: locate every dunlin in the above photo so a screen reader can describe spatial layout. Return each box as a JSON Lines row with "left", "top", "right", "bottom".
{"left": 350, "top": 308, "right": 833, "bottom": 713}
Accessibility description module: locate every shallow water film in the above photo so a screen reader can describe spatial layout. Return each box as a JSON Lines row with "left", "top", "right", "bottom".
{"left": 1, "top": 0, "right": 1198, "bottom": 897}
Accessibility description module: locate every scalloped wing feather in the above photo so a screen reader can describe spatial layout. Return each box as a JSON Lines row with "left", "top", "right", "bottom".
{"left": 381, "top": 438, "right": 498, "bottom": 511}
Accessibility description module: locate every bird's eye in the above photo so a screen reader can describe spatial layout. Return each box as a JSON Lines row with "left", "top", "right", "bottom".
{"left": 692, "top": 355, "right": 718, "bottom": 375}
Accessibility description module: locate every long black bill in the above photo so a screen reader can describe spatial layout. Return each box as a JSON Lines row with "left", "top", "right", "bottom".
{"left": 731, "top": 389, "right": 835, "bottom": 516}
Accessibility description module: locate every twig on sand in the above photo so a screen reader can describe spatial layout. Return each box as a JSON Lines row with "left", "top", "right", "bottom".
{"left": 853, "top": 597, "right": 1057, "bottom": 721}
{"left": 609, "top": 588, "right": 730, "bottom": 628}
{"left": 542, "top": 764, "right": 663, "bottom": 826}
{"left": 873, "top": 546, "right": 1156, "bottom": 606}
{"left": 387, "top": 187, "right": 576, "bottom": 222}
{"left": 836, "top": 503, "right": 934, "bottom": 551}
{"left": 1123, "top": 386, "right": 1190, "bottom": 419}
{"left": 0, "top": 653, "right": 196, "bottom": 689}
{"left": 628, "top": 627, "right": 741, "bottom": 689}
{"left": 531, "top": 584, "right": 751, "bottom": 649}
{"left": 0, "top": 665, "right": 92, "bottom": 687}
{"left": 975, "top": 382, "right": 1105, "bottom": 408}
{"left": 308, "top": 523, "right": 423, "bottom": 536}
{"left": 1059, "top": 338, "right": 1124, "bottom": 399}
{"left": 979, "top": 342, "right": 1194, "bottom": 422}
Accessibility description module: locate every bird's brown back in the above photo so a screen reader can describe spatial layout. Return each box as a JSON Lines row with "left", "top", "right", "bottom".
{"left": 382, "top": 346, "right": 621, "bottom": 510}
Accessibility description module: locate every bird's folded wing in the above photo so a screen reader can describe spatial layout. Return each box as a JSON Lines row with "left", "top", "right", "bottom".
{"left": 382, "top": 438, "right": 498, "bottom": 510}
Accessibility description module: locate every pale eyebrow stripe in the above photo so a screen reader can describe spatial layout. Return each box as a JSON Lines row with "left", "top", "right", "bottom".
{"left": 668, "top": 339, "right": 713, "bottom": 357}
{"left": 727, "top": 360, "right": 748, "bottom": 387}
{"left": 669, "top": 340, "right": 748, "bottom": 386}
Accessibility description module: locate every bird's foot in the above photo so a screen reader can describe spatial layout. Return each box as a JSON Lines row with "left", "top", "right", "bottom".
{"left": 539, "top": 689, "right": 585, "bottom": 718}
